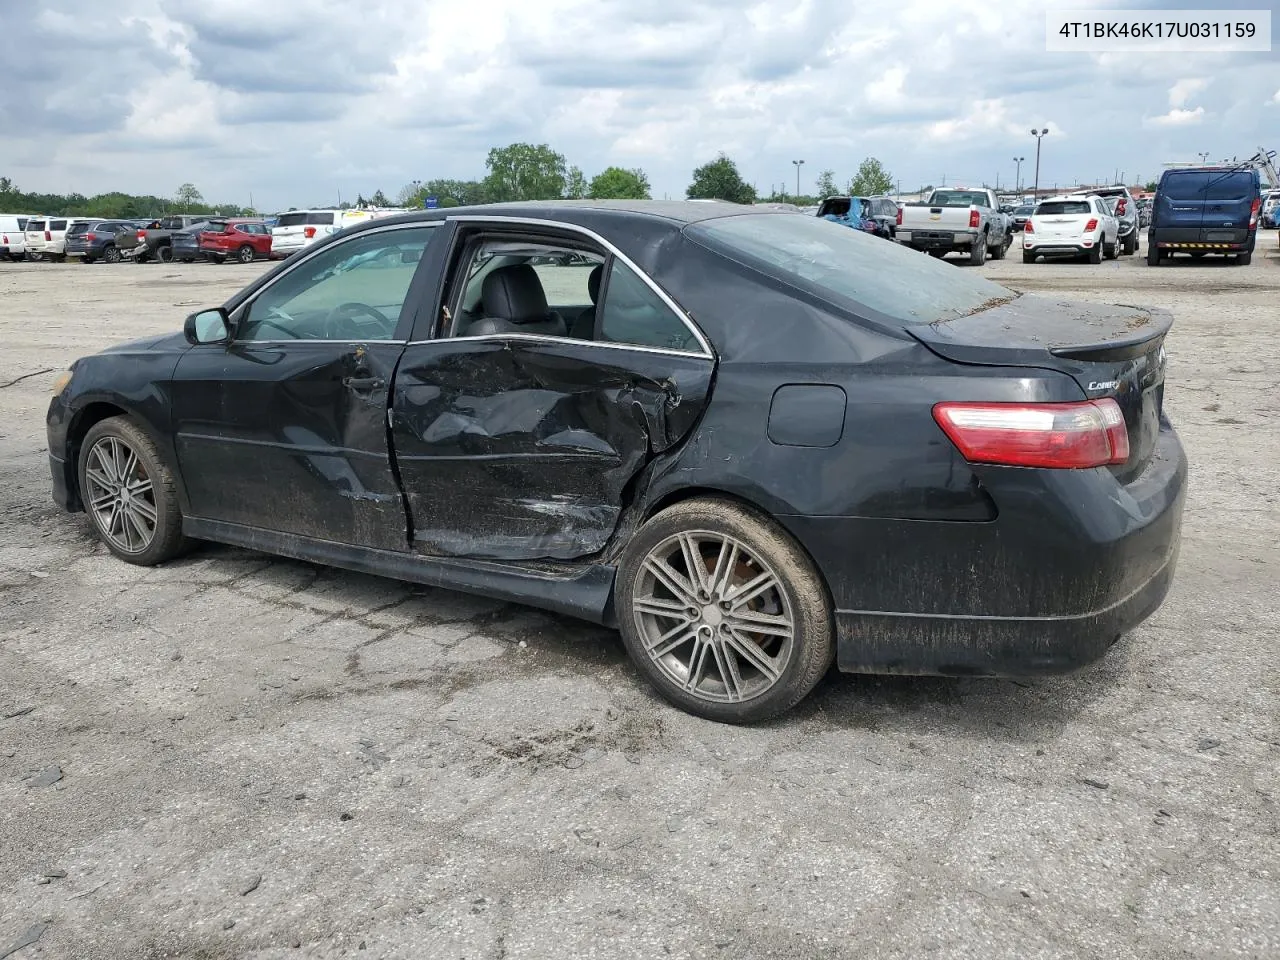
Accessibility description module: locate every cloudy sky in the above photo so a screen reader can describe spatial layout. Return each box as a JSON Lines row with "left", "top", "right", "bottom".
{"left": 1, "top": 0, "right": 1277, "bottom": 210}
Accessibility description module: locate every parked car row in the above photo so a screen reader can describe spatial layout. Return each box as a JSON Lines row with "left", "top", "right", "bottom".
{"left": 1, "top": 207, "right": 408, "bottom": 266}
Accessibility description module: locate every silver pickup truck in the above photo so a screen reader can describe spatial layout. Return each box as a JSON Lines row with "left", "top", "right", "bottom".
{"left": 896, "top": 188, "right": 1011, "bottom": 264}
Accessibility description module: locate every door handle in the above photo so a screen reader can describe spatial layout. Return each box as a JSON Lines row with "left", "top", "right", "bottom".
{"left": 343, "top": 376, "right": 385, "bottom": 390}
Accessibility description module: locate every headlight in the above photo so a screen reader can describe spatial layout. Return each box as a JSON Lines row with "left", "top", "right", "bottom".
{"left": 51, "top": 370, "right": 73, "bottom": 396}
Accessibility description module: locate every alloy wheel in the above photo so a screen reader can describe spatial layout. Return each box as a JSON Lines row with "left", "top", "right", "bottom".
{"left": 83, "top": 436, "right": 158, "bottom": 553}
{"left": 632, "top": 531, "right": 795, "bottom": 704}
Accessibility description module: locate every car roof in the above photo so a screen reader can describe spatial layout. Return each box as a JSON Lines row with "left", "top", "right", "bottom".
{"left": 359, "top": 199, "right": 780, "bottom": 230}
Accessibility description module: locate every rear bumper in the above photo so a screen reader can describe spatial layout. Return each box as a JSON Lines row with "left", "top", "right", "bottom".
{"left": 898, "top": 230, "right": 976, "bottom": 249}
{"left": 782, "top": 417, "right": 1187, "bottom": 678}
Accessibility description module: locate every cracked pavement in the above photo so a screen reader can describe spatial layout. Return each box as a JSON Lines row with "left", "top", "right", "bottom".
{"left": 1, "top": 242, "right": 1278, "bottom": 959}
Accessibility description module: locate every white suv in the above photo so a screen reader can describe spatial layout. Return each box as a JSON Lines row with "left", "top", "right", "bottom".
{"left": 23, "top": 216, "right": 82, "bottom": 262}
{"left": 0, "top": 215, "right": 33, "bottom": 261}
{"left": 270, "top": 209, "right": 376, "bottom": 259}
{"left": 1023, "top": 195, "right": 1119, "bottom": 264}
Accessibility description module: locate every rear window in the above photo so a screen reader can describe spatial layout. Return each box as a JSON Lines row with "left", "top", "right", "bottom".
{"left": 928, "top": 191, "right": 988, "bottom": 207}
{"left": 27, "top": 219, "right": 45, "bottom": 231}
{"left": 686, "top": 214, "right": 1013, "bottom": 326}
{"left": 1014, "top": 206, "right": 1033, "bottom": 216}
{"left": 1161, "top": 170, "right": 1256, "bottom": 201}
{"left": 275, "top": 212, "right": 309, "bottom": 227}
{"left": 67, "top": 222, "right": 91, "bottom": 236}
{"left": 1035, "top": 201, "right": 1091, "bottom": 215}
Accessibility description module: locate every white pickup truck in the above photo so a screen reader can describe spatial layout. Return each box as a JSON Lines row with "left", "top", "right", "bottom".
{"left": 896, "top": 188, "right": 1011, "bottom": 264}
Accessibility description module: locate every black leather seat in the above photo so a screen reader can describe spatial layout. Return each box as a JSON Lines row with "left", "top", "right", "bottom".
{"left": 466, "top": 264, "right": 567, "bottom": 337}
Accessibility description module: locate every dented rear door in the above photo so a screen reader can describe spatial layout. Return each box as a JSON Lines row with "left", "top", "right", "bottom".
{"left": 390, "top": 338, "right": 714, "bottom": 561}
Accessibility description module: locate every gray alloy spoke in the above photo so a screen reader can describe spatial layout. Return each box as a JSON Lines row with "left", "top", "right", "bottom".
{"left": 724, "top": 608, "right": 794, "bottom": 639}
{"left": 109, "top": 438, "right": 129, "bottom": 484}
{"left": 684, "top": 638, "right": 711, "bottom": 691}
{"left": 710, "top": 639, "right": 744, "bottom": 702}
{"left": 633, "top": 595, "right": 692, "bottom": 619}
{"left": 120, "top": 448, "right": 139, "bottom": 486}
{"left": 85, "top": 466, "right": 114, "bottom": 492}
{"left": 647, "top": 622, "right": 696, "bottom": 658}
{"left": 707, "top": 539, "right": 738, "bottom": 600}
{"left": 724, "top": 627, "right": 783, "bottom": 681}
{"left": 89, "top": 489, "right": 116, "bottom": 510}
{"left": 642, "top": 556, "right": 699, "bottom": 606}
{"left": 127, "top": 477, "right": 154, "bottom": 497}
{"left": 129, "top": 497, "right": 158, "bottom": 525}
{"left": 726, "top": 570, "right": 779, "bottom": 610}
{"left": 678, "top": 533, "right": 710, "bottom": 596}
{"left": 124, "top": 503, "right": 153, "bottom": 542}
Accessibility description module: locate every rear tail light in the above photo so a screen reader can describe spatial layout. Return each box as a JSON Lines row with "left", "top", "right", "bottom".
{"left": 44, "top": 231, "right": 51, "bottom": 241}
{"left": 304, "top": 226, "right": 316, "bottom": 239}
{"left": 968, "top": 209, "right": 980, "bottom": 229}
{"left": 1084, "top": 218, "right": 1098, "bottom": 232}
{"left": 932, "top": 399, "right": 1129, "bottom": 469}
{"left": 137, "top": 229, "right": 146, "bottom": 240}
{"left": 1024, "top": 221, "right": 1034, "bottom": 234}
{"left": 1, "top": 235, "right": 7, "bottom": 245}
{"left": 896, "top": 206, "right": 903, "bottom": 226}
{"left": 85, "top": 232, "right": 96, "bottom": 243}
{"left": 1115, "top": 199, "right": 1127, "bottom": 216}
{"left": 1249, "top": 197, "right": 1261, "bottom": 228}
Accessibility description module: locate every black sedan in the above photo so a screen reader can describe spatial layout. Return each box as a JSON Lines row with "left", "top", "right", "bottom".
{"left": 47, "top": 201, "right": 1186, "bottom": 723}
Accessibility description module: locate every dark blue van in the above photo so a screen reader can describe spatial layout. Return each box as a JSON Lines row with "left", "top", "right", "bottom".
{"left": 1147, "top": 166, "right": 1261, "bottom": 265}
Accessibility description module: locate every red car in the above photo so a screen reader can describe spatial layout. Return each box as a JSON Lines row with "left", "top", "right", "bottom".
{"left": 197, "top": 220, "right": 272, "bottom": 263}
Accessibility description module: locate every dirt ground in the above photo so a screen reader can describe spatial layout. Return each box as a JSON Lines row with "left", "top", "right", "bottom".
{"left": 1, "top": 235, "right": 1278, "bottom": 959}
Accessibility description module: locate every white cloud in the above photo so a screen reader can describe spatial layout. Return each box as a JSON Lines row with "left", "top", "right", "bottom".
{"left": 1168, "top": 78, "right": 1208, "bottom": 108}
{"left": 1145, "top": 107, "right": 1205, "bottom": 128}
{"left": 0, "top": 0, "right": 1277, "bottom": 206}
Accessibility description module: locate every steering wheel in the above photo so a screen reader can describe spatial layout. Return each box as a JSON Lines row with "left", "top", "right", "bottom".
{"left": 322, "top": 302, "right": 393, "bottom": 340}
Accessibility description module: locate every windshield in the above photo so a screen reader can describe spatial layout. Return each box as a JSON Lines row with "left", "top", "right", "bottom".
{"left": 1036, "top": 201, "right": 1091, "bottom": 215}
{"left": 929, "top": 191, "right": 987, "bottom": 207}
{"left": 686, "top": 214, "right": 1013, "bottom": 326}
{"left": 1162, "top": 170, "right": 1256, "bottom": 201}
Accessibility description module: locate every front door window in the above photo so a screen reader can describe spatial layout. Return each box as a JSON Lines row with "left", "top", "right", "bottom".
{"left": 239, "top": 226, "right": 437, "bottom": 342}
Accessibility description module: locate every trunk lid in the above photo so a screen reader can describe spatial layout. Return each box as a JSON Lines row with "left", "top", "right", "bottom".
{"left": 910, "top": 295, "right": 1171, "bottom": 484}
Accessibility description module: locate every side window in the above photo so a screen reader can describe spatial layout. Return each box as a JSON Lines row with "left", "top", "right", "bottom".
{"left": 597, "top": 259, "right": 697, "bottom": 352}
{"left": 449, "top": 238, "right": 604, "bottom": 339}
{"left": 238, "top": 225, "right": 437, "bottom": 343}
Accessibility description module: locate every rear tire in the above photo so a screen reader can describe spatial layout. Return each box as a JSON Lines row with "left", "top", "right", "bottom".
{"left": 615, "top": 497, "right": 835, "bottom": 724}
{"left": 968, "top": 232, "right": 987, "bottom": 266}
{"left": 1088, "top": 242, "right": 1102, "bottom": 264}
{"left": 1237, "top": 250, "right": 1252, "bottom": 266}
{"left": 928, "top": 249, "right": 946, "bottom": 258}
{"left": 77, "top": 416, "right": 189, "bottom": 566}
{"left": 1147, "top": 244, "right": 1162, "bottom": 266}
{"left": 236, "top": 244, "right": 255, "bottom": 264}
{"left": 1104, "top": 239, "right": 1117, "bottom": 260}
{"left": 155, "top": 245, "right": 173, "bottom": 264}
{"left": 1022, "top": 250, "right": 1036, "bottom": 264}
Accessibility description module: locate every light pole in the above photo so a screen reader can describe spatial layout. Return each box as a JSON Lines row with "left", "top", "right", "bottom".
{"left": 412, "top": 179, "right": 422, "bottom": 208}
{"left": 792, "top": 159, "right": 804, "bottom": 199}
{"left": 1030, "top": 129, "right": 1049, "bottom": 200}
{"left": 1013, "top": 157, "right": 1025, "bottom": 194}
{"left": 1198, "top": 152, "right": 1210, "bottom": 164}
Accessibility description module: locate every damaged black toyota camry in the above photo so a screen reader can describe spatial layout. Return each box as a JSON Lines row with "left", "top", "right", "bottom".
{"left": 47, "top": 201, "right": 1186, "bottom": 723}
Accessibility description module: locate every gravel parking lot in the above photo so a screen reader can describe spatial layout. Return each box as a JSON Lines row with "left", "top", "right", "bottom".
{"left": 2, "top": 238, "right": 1278, "bottom": 959}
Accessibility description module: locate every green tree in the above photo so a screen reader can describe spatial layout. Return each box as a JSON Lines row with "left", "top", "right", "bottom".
{"left": 565, "top": 166, "right": 588, "bottom": 199}
{"left": 814, "top": 169, "right": 838, "bottom": 198}
{"left": 1144, "top": 180, "right": 1158, "bottom": 192}
{"left": 356, "top": 193, "right": 368, "bottom": 207}
{"left": 687, "top": 154, "right": 756, "bottom": 204}
{"left": 589, "top": 166, "right": 651, "bottom": 200}
{"left": 175, "top": 182, "right": 203, "bottom": 211}
{"left": 847, "top": 157, "right": 894, "bottom": 196}
{"left": 482, "top": 143, "right": 567, "bottom": 202}
{"left": 370, "top": 189, "right": 390, "bottom": 207}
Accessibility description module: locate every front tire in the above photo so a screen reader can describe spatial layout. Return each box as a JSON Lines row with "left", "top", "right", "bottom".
{"left": 1104, "top": 239, "right": 1118, "bottom": 260}
{"left": 77, "top": 416, "right": 188, "bottom": 566}
{"left": 102, "top": 244, "right": 121, "bottom": 264}
{"left": 616, "top": 497, "right": 835, "bottom": 724}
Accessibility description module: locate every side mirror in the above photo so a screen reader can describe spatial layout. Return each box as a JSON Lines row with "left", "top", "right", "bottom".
{"left": 184, "top": 307, "right": 231, "bottom": 345}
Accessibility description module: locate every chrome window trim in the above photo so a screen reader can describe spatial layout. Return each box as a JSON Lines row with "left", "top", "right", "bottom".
{"left": 210, "top": 339, "right": 409, "bottom": 347}
{"left": 405, "top": 331, "right": 710, "bottom": 360}
{"left": 444, "top": 214, "right": 715, "bottom": 359}
{"left": 229, "top": 220, "right": 442, "bottom": 333}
